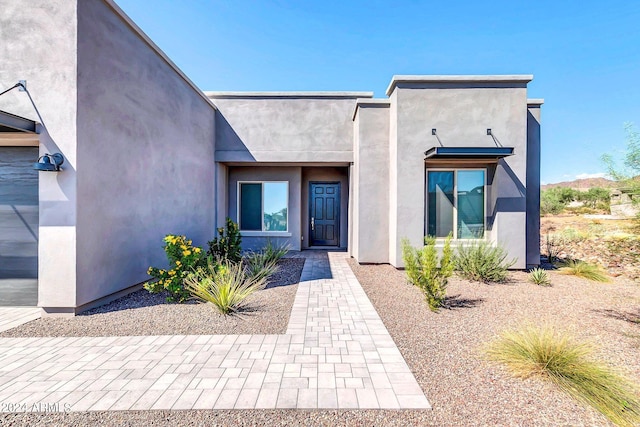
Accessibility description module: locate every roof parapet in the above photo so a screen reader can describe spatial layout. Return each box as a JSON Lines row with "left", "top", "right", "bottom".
{"left": 205, "top": 91, "right": 374, "bottom": 99}
{"left": 352, "top": 98, "right": 390, "bottom": 121}
{"left": 386, "top": 75, "right": 534, "bottom": 96}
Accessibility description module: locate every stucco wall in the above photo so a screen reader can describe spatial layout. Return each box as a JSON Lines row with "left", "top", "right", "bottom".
{"left": 352, "top": 102, "right": 390, "bottom": 263}
{"left": 526, "top": 103, "right": 542, "bottom": 267}
{"left": 227, "top": 166, "right": 302, "bottom": 251}
{"left": 211, "top": 95, "right": 369, "bottom": 163}
{"left": 74, "top": 0, "right": 216, "bottom": 308}
{"left": 0, "top": 0, "right": 79, "bottom": 308}
{"left": 389, "top": 81, "right": 529, "bottom": 268}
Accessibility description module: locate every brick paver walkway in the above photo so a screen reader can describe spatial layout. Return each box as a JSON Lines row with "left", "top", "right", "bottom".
{"left": 0, "top": 307, "right": 41, "bottom": 333}
{"left": 0, "top": 252, "right": 430, "bottom": 412}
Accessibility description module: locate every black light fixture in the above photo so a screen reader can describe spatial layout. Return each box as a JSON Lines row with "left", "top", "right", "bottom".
{"left": 33, "top": 153, "right": 64, "bottom": 172}
{"left": 431, "top": 128, "right": 437, "bottom": 135}
{"left": 486, "top": 128, "right": 492, "bottom": 135}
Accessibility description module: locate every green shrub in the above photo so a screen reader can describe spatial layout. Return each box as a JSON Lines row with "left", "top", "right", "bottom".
{"left": 541, "top": 191, "right": 566, "bottom": 215}
{"left": 485, "top": 325, "right": 640, "bottom": 427}
{"left": 185, "top": 260, "right": 267, "bottom": 314}
{"left": 144, "top": 234, "right": 205, "bottom": 302}
{"left": 262, "top": 239, "right": 290, "bottom": 264}
{"left": 528, "top": 268, "right": 551, "bottom": 286}
{"left": 401, "top": 235, "right": 454, "bottom": 312}
{"left": 577, "top": 187, "right": 611, "bottom": 210}
{"left": 558, "top": 260, "right": 610, "bottom": 282}
{"left": 545, "top": 232, "right": 567, "bottom": 263}
{"left": 245, "top": 250, "right": 279, "bottom": 281}
{"left": 455, "top": 241, "right": 515, "bottom": 283}
{"left": 207, "top": 218, "right": 242, "bottom": 263}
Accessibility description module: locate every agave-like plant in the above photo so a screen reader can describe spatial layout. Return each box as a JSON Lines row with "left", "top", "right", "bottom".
{"left": 184, "top": 260, "right": 266, "bottom": 314}
{"left": 528, "top": 267, "right": 551, "bottom": 286}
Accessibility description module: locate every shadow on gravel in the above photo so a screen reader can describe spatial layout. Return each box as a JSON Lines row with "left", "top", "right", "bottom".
{"left": 444, "top": 294, "right": 484, "bottom": 309}
{"left": 263, "top": 258, "right": 305, "bottom": 289}
{"left": 595, "top": 308, "right": 640, "bottom": 325}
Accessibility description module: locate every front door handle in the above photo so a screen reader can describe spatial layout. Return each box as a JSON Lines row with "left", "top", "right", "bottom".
{"left": 311, "top": 217, "right": 315, "bottom": 231}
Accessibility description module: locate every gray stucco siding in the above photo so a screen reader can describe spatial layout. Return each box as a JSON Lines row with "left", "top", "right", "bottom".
{"left": 352, "top": 103, "right": 390, "bottom": 263}
{"left": 212, "top": 97, "right": 360, "bottom": 163}
{"left": 389, "top": 85, "right": 529, "bottom": 268}
{"left": 526, "top": 103, "right": 542, "bottom": 267}
{"left": 74, "top": 0, "right": 216, "bottom": 308}
{"left": 0, "top": 0, "right": 79, "bottom": 309}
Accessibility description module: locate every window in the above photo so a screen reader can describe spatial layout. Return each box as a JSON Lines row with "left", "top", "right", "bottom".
{"left": 427, "top": 169, "right": 485, "bottom": 239}
{"left": 239, "top": 182, "right": 288, "bottom": 232}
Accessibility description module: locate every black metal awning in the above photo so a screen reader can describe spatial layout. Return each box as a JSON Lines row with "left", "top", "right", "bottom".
{"left": 0, "top": 110, "right": 36, "bottom": 133}
{"left": 424, "top": 146, "right": 514, "bottom": 160}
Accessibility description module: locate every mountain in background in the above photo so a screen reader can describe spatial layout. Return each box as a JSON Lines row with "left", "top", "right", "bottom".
{"left": 541, "top": 177, "right": 617, "bottom": 191}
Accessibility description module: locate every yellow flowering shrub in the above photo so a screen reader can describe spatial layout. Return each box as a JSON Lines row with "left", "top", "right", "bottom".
{"left": 143, "top": 234, "right": 205, "bottom": 302}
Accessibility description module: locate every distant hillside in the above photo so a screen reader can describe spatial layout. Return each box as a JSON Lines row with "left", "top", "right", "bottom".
{"left": 541, "top": 177, "right": 617, "bottom": 191}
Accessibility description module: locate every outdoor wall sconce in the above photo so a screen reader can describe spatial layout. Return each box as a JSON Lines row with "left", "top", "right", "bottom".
{"left": 33, "top": 153, "right": 64, "bottom": 172}
{"left": 432, "top": 128, "right": 437, "bottom": 135}
{"left": 486, "top": 128, "right": 492, "bottom": 135}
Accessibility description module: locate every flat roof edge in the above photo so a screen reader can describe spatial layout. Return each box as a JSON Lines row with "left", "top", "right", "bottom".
{"left": 205, "top": 91, "right": 374, "bottom": 99}
{"left": 386, "top": 74, "right": 534, "bottom": 96}
{"left": 102, "top": 0, "right": 217, "bottom": 111}
{"left": 527, "top": 98, "right": 545, "bottom": 105}
{"left": 352, "top": 99, "right": 390, "bottom": 120}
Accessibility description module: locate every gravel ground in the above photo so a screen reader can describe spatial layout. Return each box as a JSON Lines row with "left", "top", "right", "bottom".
{"left": 0, "top": 258, "right": 305, "bottom": 337}
{"left": 3, "top": 259, "right": 640, "bottom": 426}
{"left": 346, "top": 261, "right": 640, "bottom": 426}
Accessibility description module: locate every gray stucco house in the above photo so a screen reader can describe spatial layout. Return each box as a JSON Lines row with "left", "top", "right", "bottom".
{"left": 0, "top": 0, "right": 542, "bottom": 315}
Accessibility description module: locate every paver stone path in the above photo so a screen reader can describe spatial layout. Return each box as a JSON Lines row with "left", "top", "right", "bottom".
{"left": 0, "top": 251, "right": 430, "bottom": 411}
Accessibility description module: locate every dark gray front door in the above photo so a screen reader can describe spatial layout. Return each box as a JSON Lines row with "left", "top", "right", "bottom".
{"left": 309, "top": 182, "right": 340, "bottom": 246}
{"left": 0, "top": 146, "right": 38, "bottom": 306}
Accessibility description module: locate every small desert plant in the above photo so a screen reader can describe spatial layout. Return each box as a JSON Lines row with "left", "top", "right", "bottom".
{"left": 144, "top": 234, "right": 205, "bottom": 302}
{"left": 185, "top": 260, "right": 266, "bottom": 314}
{"left": 244, "top": 250, "right": 279, "bottom": 281}
{"left": 528, "top": 268, "right": 551, "bottom": 286}
{"left": 207, "top": 218, "right": 243, "bottom": 263}
{"left": 401, "top": 235, "right": 454, "bottom": 312}
{"left": 545, "top": 232, "right": 568, "bottom": 263}
{"left": 558, "top": 260, "right": 611, "bottom": 282}
{"left": 485, "top": 325, "right": 640, "bottom": 427}
{"left": 262, "top": 239, "right": 290, "bottom": 264}
{"left": 454, "top": 241, "right": 515, "bottom": 283}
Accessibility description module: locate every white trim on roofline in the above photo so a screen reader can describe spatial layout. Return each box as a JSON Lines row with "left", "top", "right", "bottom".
{"left": 386, "top": 75, "right": 534, "bottom": 96}
{"left": 205, "top": 91, "right": 374, "bottom": 99}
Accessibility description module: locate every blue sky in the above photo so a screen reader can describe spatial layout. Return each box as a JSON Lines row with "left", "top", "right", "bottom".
{"left": 116, "top": 0, "right": 640, "bottom": 184}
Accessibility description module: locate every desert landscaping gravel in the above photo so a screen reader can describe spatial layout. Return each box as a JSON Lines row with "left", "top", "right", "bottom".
{"left": 3, "top": 258, "right": 640, "bottom": 426}
{"left": 0, "top": 258, "right": 305, "bottom": 337}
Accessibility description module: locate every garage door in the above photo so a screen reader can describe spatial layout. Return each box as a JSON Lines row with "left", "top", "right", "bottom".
{"left": 0, "top": 146, "right": 38, "bottom": 306}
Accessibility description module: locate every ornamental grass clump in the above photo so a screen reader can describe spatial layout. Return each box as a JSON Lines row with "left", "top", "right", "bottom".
{"left": 558, "top": 259, "right": 611, "bottom": 282}
{"left": 485, "top": 325, "right": 640, "bottom": 427}
{"left": 455, "top": 241, "right": 515, "bottom": 283}
{"left": 144, "top": 234, "right": 204, "bottom": 302}
{"left": 245, "top": 250, "right": 279, "bottom": 282}
{"left": 262, "top": 239, "right": 290, "bottom": 264}
{"left": 401, "top": 235, "right": 454, "bottom": 312}
{"left": 529, "top": 267, "right": 552, "bottom": 286}
{"left": 185, "top": 260, "right": 267, "bottom": 315}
